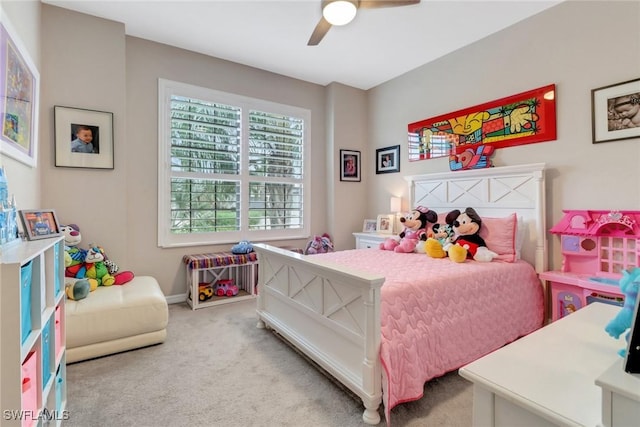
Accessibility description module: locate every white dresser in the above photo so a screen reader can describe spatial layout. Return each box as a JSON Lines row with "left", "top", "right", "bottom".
{"left": 352, "top": 232, "right": 396, "bottom": 249}
{"left": 460, "top": 303, "right": 638, "bottom": 427}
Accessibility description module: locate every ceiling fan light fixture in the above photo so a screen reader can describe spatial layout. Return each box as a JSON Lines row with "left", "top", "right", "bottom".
{"left": 322, "top": 0, "right": 358, "bottom": 26}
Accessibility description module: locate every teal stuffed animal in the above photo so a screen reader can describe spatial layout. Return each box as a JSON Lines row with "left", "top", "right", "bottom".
{"left": 605, "top": 267, "right": 640, "bottom": 357}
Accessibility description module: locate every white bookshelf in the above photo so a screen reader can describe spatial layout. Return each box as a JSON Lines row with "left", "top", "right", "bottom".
{"left": 1, "top": 236, "right": 67, "bottom": 426}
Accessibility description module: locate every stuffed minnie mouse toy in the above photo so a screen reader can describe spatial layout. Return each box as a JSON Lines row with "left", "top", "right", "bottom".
{"left": 446, "top": 207, "right": 497, "bottom": 263}
{"left": 380, "top": 206, "right": 437, "bottom": 253}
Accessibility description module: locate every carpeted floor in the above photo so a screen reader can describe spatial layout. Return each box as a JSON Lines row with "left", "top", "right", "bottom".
{"left": 65, "top": 299, "right": 473, "bottom": 426}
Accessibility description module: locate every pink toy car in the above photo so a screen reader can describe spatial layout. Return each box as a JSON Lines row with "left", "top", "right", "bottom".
{"left": 214, "top": 279, "right": 238, "bottom": 297}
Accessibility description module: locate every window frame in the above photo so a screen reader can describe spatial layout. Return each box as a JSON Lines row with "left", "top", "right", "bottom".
{"left": 158, "top": 79, "right": 311, "bottom": 248}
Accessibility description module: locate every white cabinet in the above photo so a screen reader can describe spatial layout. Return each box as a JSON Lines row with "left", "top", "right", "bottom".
{"left": 596, "top": 359, "right": 640, "bottom": 427}
{"left": 459, "top": 303, "right": 626, "bottom": 427}
{"left": 353, "top": 232, "right": 395, "bottom": 249}
{"left": 1, "top": 237, "right": 67, "bottom": 426}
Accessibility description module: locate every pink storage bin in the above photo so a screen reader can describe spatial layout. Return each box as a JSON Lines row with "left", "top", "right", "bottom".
{"left": 55, "top": 305, "right": 62, "bottom": 360}
{"left": 21, "top": 350, "right": 39, "bottom": 427}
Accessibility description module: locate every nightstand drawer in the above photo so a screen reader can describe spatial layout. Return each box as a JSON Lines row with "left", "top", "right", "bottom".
{"left": 352, "top": 232, "right": 395, "bottom": 249}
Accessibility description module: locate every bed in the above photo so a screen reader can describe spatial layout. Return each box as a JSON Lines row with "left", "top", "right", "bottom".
{"left": 254, "top": 163, "right": 547, "bottom": 424}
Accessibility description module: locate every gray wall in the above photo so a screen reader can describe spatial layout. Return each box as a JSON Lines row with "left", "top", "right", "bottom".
{"left": 35, "top": 3, "right": 369, "bottom": 297}
{"left": 3, "top": 1, "right": 639, "bottom": 298}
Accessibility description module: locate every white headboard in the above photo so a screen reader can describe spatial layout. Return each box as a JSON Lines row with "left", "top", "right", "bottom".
{"left": 404, "top": 163, "right": 547, "bottom": 273}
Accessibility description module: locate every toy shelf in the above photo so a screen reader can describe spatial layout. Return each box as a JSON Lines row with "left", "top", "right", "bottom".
{"left": 182, "top": 251, "right": 258, "bottom": 310}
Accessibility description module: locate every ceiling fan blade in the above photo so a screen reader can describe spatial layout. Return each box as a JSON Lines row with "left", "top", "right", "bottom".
{"left": 359, "top": 0, "right": 420, "bottom": 9}
{"left": 308, "top": 16, "right": 332, "bottom": 46}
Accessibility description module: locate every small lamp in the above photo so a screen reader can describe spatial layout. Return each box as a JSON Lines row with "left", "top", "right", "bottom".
{"left": 390, "top": 197, "right": 402, "bottom": 233}
{"left": 390, "top": 197, "right": 402, "bottom": 214}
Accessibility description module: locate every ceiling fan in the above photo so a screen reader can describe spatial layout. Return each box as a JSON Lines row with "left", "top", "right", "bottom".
{"left": 308, "top": 0, "right": 421, "bottom": 46}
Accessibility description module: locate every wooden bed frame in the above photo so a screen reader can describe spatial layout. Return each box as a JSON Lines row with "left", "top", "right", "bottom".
{"left": 254, "top": 163, "right": 547, "bottom": 424}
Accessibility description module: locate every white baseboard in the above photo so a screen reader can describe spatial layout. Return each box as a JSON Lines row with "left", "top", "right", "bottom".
{"left": 166, "top": 293, "right": 187, "bottom": 304}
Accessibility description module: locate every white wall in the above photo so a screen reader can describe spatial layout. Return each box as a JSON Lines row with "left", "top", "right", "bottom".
{"left": 367, "top": 0, "right": 640, "bottom": 269}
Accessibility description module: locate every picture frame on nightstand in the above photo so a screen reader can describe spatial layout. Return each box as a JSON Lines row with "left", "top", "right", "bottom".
{"left": 376, "top": 214, "right": 393, "bottom": 235}
{"left": 362, "top": 219, "right": 377, "bottom": 233}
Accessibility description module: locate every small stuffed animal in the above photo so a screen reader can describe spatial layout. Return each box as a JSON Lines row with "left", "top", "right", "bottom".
{"left": 446, "top": 208, "right": 497, "bottom": 263}
{"left": 605, "top": 267, "right": 640, "bottom": 357}
{"left": 87, "top": 243, "right": 134, "bottom": 285}
{"left": 61, "top": 224, "right": 87, "bottom": 278}
{"left": 425, "top": 223, "right": 455, "bottom": 258}
{"left": 305, "top": 233, "right": 334, "bottom": 255}
{"left": 65, "top": 278, "right": 98, "bottom": 301}
{"left": 84, "top": 246, "right": 116, "bottom": 286}
{"left": 380, "top": 206, "right": 437, "bottom": 253}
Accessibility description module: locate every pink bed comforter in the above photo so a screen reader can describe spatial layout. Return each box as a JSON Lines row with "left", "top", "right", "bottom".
{"left": 318, "top": 249, "right": 544, "bottom": 421}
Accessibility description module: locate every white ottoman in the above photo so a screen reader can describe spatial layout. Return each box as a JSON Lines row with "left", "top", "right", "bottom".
{"left": 65, "top": 276, "right": 169, "bottom": 363}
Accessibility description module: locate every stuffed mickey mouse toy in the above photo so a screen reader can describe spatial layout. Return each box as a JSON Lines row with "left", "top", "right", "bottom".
{"left": 380, "top": 206, "right": 437, "bottom": 253}
{"left": 446, "top": 207, "right": 497, "bottom": 262}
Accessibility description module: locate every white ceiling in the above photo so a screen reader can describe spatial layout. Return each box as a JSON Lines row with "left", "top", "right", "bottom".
{"left": 42, "top": 0, "right": 563, "bottom": 90}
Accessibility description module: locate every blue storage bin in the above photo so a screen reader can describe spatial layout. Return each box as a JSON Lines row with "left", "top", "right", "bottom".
{"left": 20, "top": 261, "right": 33, "bottom": 344}
{"left": 42, "top": 318, "right": 52, "bottom": 388}
{"left": 53, "top": 242, "right": 61, "bottom": 296}
{"left": 55, "top": 365, "right": 64, "bottom": 412}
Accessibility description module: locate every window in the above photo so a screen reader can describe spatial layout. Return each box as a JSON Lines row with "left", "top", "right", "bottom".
{"left": 158, "top": 79, "right": 310, "bottom": 248}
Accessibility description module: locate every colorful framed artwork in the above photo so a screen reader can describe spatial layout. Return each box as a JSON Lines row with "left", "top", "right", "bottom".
{"left": 0, "top": 12, "right": 40, "bottom": 168}
{"left": 54, "top": 106, "right": 114, "bottom": 169}
{"left": 591, "top": 78, "right": 640, "bottom": 144}
{"left": 18, "top": 209, "right": 61, "bottom": 241}
{"left": 340, "top": 149, "right": 360, "bottom": 182}
{"left": 375, "top": 145, "right": 400, "bottom": 174}
{"left": 408, "top": 84, "right": 557, "bottom": 161}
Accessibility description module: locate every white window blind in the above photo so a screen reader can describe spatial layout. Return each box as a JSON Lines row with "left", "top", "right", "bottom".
{"left": 158, "top": 79, "right": 310, "bottom": 248}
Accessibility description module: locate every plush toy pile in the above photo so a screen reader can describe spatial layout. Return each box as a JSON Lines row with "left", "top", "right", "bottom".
{"left": 379, "top": 206, "right": 437, "bottom": 253}
{"left": 605, "top": 267, "right": 640, "bottom": 357}
{"left": 61, "top": 224, "right": 134, "bottom": 301}
{"left": 425, "top": 207, "right": 497, "bottom": 262}
{"left": 305, "top": 233, "right": 334, "bottom": 255}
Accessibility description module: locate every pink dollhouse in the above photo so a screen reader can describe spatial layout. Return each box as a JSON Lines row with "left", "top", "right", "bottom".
{"left": 540, "top": 210, "right": 640, "bottom": 321}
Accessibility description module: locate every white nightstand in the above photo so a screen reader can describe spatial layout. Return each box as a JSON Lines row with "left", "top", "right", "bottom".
{"left": 352, "top": 232, "right": 396, "bottom": 249}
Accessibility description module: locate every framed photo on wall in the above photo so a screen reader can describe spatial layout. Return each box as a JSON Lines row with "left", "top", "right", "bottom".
{"left": 592, "top": 78, "right": 640, "bottom": 143}
{"left": 0, "top": 11, "right": 40, "bottom": 168}
{"left": 54, "top": 105, "right": 114, "bottom": 169}
{"left": 18, "top": 209, "right": 61, "bottom": 241}
{"left": 376, "top": 145, "right": 400, "bottom": 174}
{"left": 340, "top": 149, "right": 360, "bottom": 182}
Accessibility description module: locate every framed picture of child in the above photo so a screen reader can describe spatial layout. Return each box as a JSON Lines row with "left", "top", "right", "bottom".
{"left": 54, "top": 105, "right": 114, "bottom": 169}
{"left": 340, "top": 149, "right": 361, "bottom": 182}
{"left": 376, "top": 145, "right": 400, "bottom": 174}
{"left": 592, "top": 78, "right": 640, "bottom": 144}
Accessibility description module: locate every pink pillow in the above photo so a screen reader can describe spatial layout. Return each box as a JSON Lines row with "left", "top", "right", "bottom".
{"left": 479, "top": 213, "right": 517, "bottom": 262}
